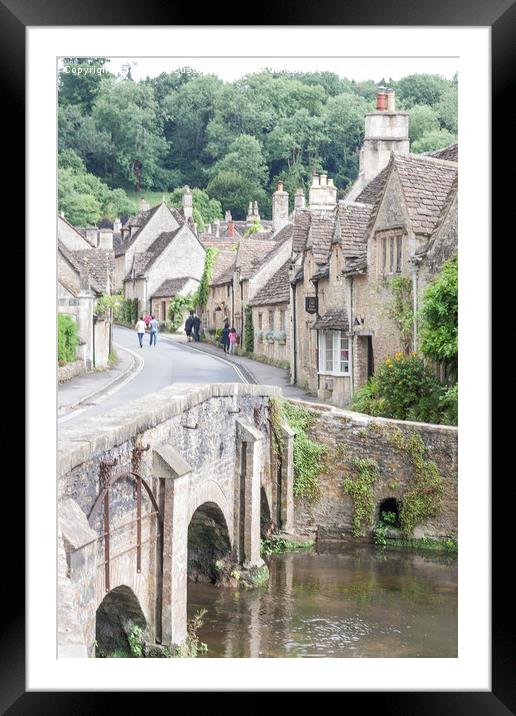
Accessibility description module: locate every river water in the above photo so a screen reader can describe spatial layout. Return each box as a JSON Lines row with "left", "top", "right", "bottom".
{"left": 187, "top": 544, "right": 457, "bottom": 658}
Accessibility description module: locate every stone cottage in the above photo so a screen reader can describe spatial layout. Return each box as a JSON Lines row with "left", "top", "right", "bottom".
{"left": 114, "top": 196, "right": 206, "bottom": 316}
{"left": 57, "top": 215, "right": 114, "bottom": 369}
{"left": 248, "top": 257, "right": 291, "bottom": 364}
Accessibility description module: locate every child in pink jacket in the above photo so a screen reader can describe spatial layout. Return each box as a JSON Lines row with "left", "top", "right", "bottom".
{"left": 228, "top": 327, "right": 238, "bottom": 355}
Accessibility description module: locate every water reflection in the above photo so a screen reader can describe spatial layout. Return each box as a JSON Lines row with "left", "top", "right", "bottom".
{"left": 187, "top": 544, "right": 457, "bottom": 658}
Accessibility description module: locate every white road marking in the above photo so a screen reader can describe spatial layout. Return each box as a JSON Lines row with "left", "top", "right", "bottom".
{"left": 161, "top": 336, "right": 250, "bottom": 384}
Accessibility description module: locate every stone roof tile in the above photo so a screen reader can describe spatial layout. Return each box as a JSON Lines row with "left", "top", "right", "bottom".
{"left": 248, "top": 260, "right": 291, "bottom": 306}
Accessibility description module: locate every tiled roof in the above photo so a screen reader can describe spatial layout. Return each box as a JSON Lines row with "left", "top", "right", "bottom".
{"left": 308, "top": 210, "right": 337, "bottom": 264}
{"left": 336, "top": 201, "right": 373, "bottom": 259}
{"left": 152, "top": 276, "right": 197, "bottom": 298}
{"left": 291, "top": 266, "right": 304, "bottom": 285}
{"left": 292, "top": 209, "right": 312, "bottom": 255}
{"left": 393, "top": 154, "right": 458, "bottom": 235}
{"left": 354, "top": 165, "right": 390, "bottom": 205}
{"left": 200, "top": 235, "right": 238, "bottom": 250}
{"left": 236, "top": 239, "right": 279, "bottom": 280}
{"left": 248, "top": 260, "right": 291, "bottom": 306}
{"left": 312, "top": 307, "right": 349, "bottom": 331}
{"left": 252, "top": 224, "right": 293, "bottom": 273}
{"left": 426, "top": 143, "right": 458, "bottom": 162}
{"left": 64, "top": 246, "right": 114, "bottom": 293}
{"left": 115, "top": 203, "right": 168, "bottom": 256}
{"left": 311, "top": 264, "right": 330, "bottom": 282}
{"left": 211, "top": 250, "right": 237, "bottom": 286}
{"left": 126, "top": 227, "right": 183, "bottom": 279}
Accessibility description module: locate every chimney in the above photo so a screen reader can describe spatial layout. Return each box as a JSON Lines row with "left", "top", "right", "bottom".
{"left": 272, "top": 180, "right": 289, "bottom": 233}
{"left": 309, "top": 171, "right": 337, "bottom": 210}
{"left": 386, "top": 88, "right": 396, "bottom": 112}
{"left": 227, "top": 220, "right": 235, "bottom": 238}
{"left": 113, "top": 217, "right": 122, "bottom": 234}
{"left": 205, "top": 223, "right": 212, "bottom": 235}
{"left": 294, "top": 188, "right": 305, "bottom": 210}
{"left": 214, "top": 218, "right": 221, "bottom": 238}
{"left": 182, "top": 186, "right": 193, "bottom": 220}
{"left": 98, "top": 229, "right": 114, "bottom": 250}
{"left": 357, "top": 85, "right": 409, "bottom": 185}
{"left": 85, "top": 227, "right": 98, "bottom": 247}
{"left": 246, "top": 201, "right": 254, "bottom": 223}
{"left": 253, "top": 201, "right": 260, "bottom": 220}
{"left": 376, "top": 85, "right": 387, "bottom": 111}
{"left": 139, "top": 197, "right": 150, "bottom": 213}
{"left": 225, "top": 210, "right": 232, "bottom": 222}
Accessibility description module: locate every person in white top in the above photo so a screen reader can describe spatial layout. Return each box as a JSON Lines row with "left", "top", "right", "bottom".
{"left": 135, "top": 316, "right": 146, "bottom": 348}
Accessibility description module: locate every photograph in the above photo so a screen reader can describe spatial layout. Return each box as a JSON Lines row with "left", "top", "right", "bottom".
{"left": 56, "top": 55, "right": 460, "bottom": 660}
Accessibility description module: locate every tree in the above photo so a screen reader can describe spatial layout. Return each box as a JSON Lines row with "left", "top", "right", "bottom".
{"left": 211, "top": 134, "right": 269, "bottom": 188}
{"left": 168, "top": 187, "right": 222, "bottom": 225}
{"left": 58, "top": 58, "right": 112, "bottom": 112}
{"left": 435, "top": 85, "right": 458, "bottom": 134}
{"left": 394, "top": 73, "right": 449, "bottom": 109}
{"left": 419, "top": 255, "right": 458, "bottom": 380}
{"left": 411, "top": 128, "right": 457, "bottom": 154}
{"left": 207, "top": 171, "right": 267, "bottom": 220}
{"left": 408, "top": 104, "right": 440, "bottom": 145}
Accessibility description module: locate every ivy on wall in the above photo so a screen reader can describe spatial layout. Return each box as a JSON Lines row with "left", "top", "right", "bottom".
{"left": 387, "top": 275, "right": 414, "bottom": 354}
{"left": 194, "top": 247, "right": 219, "bottom": 311}
{"left": 342, "top": 458, "right": 380, "bottom": 537}
{"left": 243, "top": 304, "right": 254, "bottom": 353}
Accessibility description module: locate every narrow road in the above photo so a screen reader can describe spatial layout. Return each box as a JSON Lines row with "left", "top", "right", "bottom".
{"left": 59, "top": 325, "right": 245, "bottom": 425}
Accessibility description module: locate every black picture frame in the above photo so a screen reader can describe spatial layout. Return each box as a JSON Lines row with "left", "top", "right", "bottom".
{"left": 9, "top": 0, "right": 507, "bottom": 710}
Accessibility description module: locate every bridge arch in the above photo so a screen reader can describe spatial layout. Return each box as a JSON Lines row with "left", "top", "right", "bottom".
{"left": 188, "top": 501, "right": 232, "bottom": 584}
{"left": 95, "top": 584, "right": 146, "bottom": 657}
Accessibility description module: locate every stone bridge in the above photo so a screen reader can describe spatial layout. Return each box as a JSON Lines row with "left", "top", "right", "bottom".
{"left": 57, "top": 383, "right": 294, "bottom": 657}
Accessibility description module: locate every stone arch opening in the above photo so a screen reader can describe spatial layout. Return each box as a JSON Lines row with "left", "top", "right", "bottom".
{"left": 187, "top": 501, "right": 232, "bottom": 584}
{"left": 378, "top": 497, "right": 401, "bottom": 528}
{"left": 95, "top": 585, "right": 146, "bottom": 657}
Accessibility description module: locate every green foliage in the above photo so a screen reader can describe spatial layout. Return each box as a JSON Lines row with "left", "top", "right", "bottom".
{"left": 395, "top": 73, "right": 451, "bottom": 109}
{"left": 95, "top": 292, "right": 123, "bottom": 318}
{"left": 269, "top": 398, "right": 326, "bottom": 501}
{"left": 342, "top": 458, "right": 380, "bottom": 537}
{"left": 207, "top": 170, "right": 267, "bottom": 220}
{"left": 411, "top": 128, "right": 457, "bottom": 154}
{"left": 419, "top": 255, "right": 458, "bottom": 379}
{"left": 243, "top": 219, "right": 265, "bottom": 237}
{"left": 193, "top": 247, "right": 219, "bottom": 311}
{"left": 114, "top": 296, "right": 139, "bottom": 326}
{"left": 260, "top": 537, "right": 314, "bottom": 556}
{"left": 59, "top": 58, "right": 112, "bottom": 112}
{"left": 386, "top": 428, "right": 444, "bottom": 537}
{"left": 439, "top": 383, "right": 458, "bottom": 426}
{"left": 174, "top": 610, "right": 208, "bottom": 658}
{"left": 243, "top": 304, "right": 254, "bottom": 353}
{"left": 169, "top": 186, "right": 222, "bottom": 225}
{"left": 168, "top": 294, "right": 195, "bottom": 332}
{"left": 387, "top": 275, "right": 414, "bottom": 353}
{"left": 408, "top": 104, "right": 440, "bottom": 144}
{"left": 127, "top": 625, "right": 145, "bottom": 657}
{"left": 57, "top": 314, "right": 79, "bottom": 363}
{"left": 352, "top": 353, "right": 445, "bottom": 424}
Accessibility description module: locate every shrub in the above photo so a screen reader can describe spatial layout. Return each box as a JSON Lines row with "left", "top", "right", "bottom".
{"left": 439, "top": 383, "right": 458, "bottom": 426}
{"left": 57, "top": 314, "right": 79, "bottom": 363}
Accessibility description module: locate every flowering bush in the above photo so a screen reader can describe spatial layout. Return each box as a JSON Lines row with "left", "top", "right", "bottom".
{"left": 274, "top": 330, "right": 287, "bottom": 343}
{"left": 352, "top": 353, "right": 446, "bottom": 423}
{"left": 265, "top": 330, "right": 275, "bottom": 343}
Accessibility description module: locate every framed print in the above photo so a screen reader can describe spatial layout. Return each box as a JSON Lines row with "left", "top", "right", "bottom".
{"left": 6, "top": 0, "right": 509, "bottom": 710}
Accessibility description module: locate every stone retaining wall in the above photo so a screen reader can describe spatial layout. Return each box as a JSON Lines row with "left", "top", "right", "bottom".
{"left": 58, "top": 359, "right": 87, "bottom": 383}
{"left": 288, "top": 399, "right": 458, "bottom": 543}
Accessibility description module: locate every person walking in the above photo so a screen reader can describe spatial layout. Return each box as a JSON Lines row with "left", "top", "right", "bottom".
{"left": 149, "top": 315, "right": 159, "bottom": 346}
{"left": 220, "top": 320, "right": 230, "bottom": 354}
{"left": 135, "top": 316, "right": 146, "bottom": 348}
{"left": 228, "top": 326, "right": 238, "bottom": 355}
{"left": 192, "top": 313, "right": 201, "bottom": 342}
{"left": 185, "top": 311, "right": 194, "bottom": 342}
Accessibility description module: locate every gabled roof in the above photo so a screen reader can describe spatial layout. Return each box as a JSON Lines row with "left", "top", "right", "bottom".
{"left": 248, "top": 259, "right": 291, "bottom": 307}
{"left": 126, "top": 227, "right": 183, "bottom": 279}
{"left": 115, "top": 203, "right": 171, "bottom": 256}
{"left": 426, "top": 143, "right": 458, "bottom": 162}
{"left": 58, "top": 240, "right": 113, "bottom": 294}
{"left": 211, "top": 250, "right": 237, "bottom": 286}
{"left": 354, "top": 165, "right": 390, "bottom": 205}
{"left": 307, "top": 210, "right": 337, "bottom": 264}
{"left": 236, "top": 239, "right": 279, "bottom": 280}
{"left": 392, "top": 154, "right": 458, "bottom": 236}
{"left": 152, "top": 276, "right": 198, "bottom": 299}
{"left": 336, "top": 201, "right": 373, "bottom": 259}
{"left": 292, "top": 209, "right": 312, "bottom": 255}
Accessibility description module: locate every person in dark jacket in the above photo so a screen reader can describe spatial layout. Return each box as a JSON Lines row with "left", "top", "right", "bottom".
{"left": 185, "top": 311, "right": 194, "bottom": 342}
{"left": 220, "top": 320, "right": 230, "bottom": 354}
{"left": 192, "top": 313, "right": 201, "bottom": 342}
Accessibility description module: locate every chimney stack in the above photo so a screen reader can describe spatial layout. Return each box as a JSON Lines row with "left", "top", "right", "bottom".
{"left": 227, "top": 220, "right": 235, "bottom": 238}
{"left": 253, "top": 201, "right": 260, "bottom": 219}
{"left": 308, "top": 172, "right": 337, "bottom": 211}
{"left": 272, "top": 180, "right": 289, "bottom": 234}
{"left": 139, "top": 197, "right": 150, "bottom": 213}
{"left": 98, "top": 229, "right": 114, "bottom": 250}
{"left": 386, "top": 88, "right": 396, "bottom": 112}
{"left": 294, "top": 188, "right": 305, "bottom": 210}
{"left": 224, "top": 210, "right": 232, "bottom": 222}
{"left": 113, "top": 217, "right": 122, "bottom": 234}
{"left": 376, "top": 86, "right": 387, "bottom": 111}
{"left": 182, "top": 186, "right": 193, "bottom": 220}
{"left": 214, "top": 218, "right": 221, "bottom": 237}
{"left": 247, "top": 201, "right": 254, "bottom": 223}
{"left": 85, "top": 227, "right": 98, "bottom": 247}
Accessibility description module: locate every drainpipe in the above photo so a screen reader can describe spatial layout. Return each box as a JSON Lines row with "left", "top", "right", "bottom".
{"left": 92, "top": 312, "right": 97, "bottom": 369}
{"left": 412, "top": 264, "right": 419, "bottom": 353}
{"left": 291, "top": 281, "right": 297, "bottom": 385}
{"left": 348, "top": 275, "right": 354, "bottom": 400}
{"left": 315, "top": 281, "right": 320, "bottom": 392}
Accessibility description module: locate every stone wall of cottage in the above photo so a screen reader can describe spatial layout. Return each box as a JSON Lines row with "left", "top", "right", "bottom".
{"left": 206, "top": 283, "right": 232, "bottom": 331}
{"left": 251, "top": 304, "right": 290, "bottom": 363}
{"left": 120, "top": 205, "right": 180, "bottom": 283}
{"left": 418, "top": 192, "right": 458, "bottom": 289}
{"left": 293, "top": 253, "right": 318, "bottom": 392}
{"left": 146, "top": 229, "right": 205, "bottom": 302}
{"left": 289, "top": 400, "right": 458, "bottom": 543}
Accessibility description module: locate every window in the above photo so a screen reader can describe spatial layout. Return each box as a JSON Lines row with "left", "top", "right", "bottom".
{"left": 279, "top": 310, "right": 286, "bottom": 332}
{"left": 318, "top": 331, "right": 351, "bottom": 375}
{"left": 389, "top": 237, "right": 394, "bottom": 273}
{"left": 396, "top": 236, "right": 402, "bottom": 272}
{"left": 258, "top": 313, "right": 262, "bottom": 330}
{"left": 227, "top": 284, "right": 230, "bottom": 297}
{"left": 382, "top": 238, "right": 387, "bottom": 273}
{"left": 268, "top": 310, "right": 274, "bottom": 330}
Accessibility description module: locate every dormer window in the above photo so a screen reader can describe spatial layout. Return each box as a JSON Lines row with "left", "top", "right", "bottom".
{"left": 377, "top": 230, "right": 404, "bottom": 276}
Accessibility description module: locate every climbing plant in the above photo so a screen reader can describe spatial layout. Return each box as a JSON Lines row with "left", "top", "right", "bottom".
{"left": 193, "top": 247, "right": 219, "bottom": 311}
{"left": 269, "top": 398, "right": 326, "bottom": 501}
{"left": 342, "top": 458, "right": 380, "bottom": 537}
{"left": 57, "top": 313, "right": 79, "bottom": 363}
{"left": 243, "top": 304, "right": 254, "bottom": 353}
{"left": 168, "top": 294, "right": 195, "bottom": 332}
{"left": 386, "top": 428, "right": 445, "bottom": 536}
{"left": 387, "top": 276, "right": 414, "bottom": 354}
